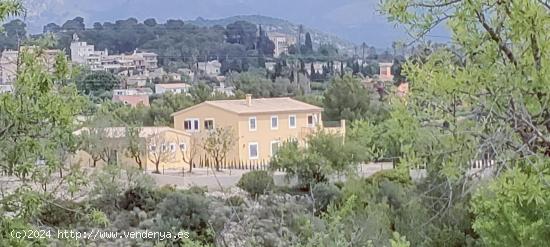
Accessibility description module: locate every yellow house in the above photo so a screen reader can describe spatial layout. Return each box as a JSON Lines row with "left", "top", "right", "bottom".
{"left": 73, "top": 127, "right": 191, "bottom": 172}
{"left": 171, "top": 95, "right": 345, "bottom": 165}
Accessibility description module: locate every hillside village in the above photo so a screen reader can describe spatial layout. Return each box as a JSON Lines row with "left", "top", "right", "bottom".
{"left": 0, "top": 26, "right": 403, "bottom": 172}
{"left": 0, "top": 28, "right": 403, "bottom": 102}
{"left": 60, "top": 26, "right": 387, "bottom": 172}
{"left": 0, "top": 0, "right": 548, "bottom": 246}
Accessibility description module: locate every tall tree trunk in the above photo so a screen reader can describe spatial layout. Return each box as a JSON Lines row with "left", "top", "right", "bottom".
{"left": 154, "top": 162, "right": 160, "bottom": 174}
{"left": 134, "top": 155, "right": 143, "bottom": 169}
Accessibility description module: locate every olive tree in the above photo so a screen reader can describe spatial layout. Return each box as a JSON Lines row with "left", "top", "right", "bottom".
{"left": 0, "top": 2, "right": 88, "bottom": 244}
{"left": 202, "top": 127, "right": 236, "bottom": 172}
{"left": 125, "top": 126, "right": 146, "bottom": 169}
{"left": 271, "top": 132, "right": 360, "bottom": 188}
{"left": 147, "top": 131, "right": 176, "bottom": 174}
{"left": 179, "top": 133, "right": 201, "bottom": 174}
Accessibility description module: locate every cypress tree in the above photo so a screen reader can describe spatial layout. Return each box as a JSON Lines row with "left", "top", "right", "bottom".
{"left": 353, "top": 62, "right": 360, "bottom": 75}
{"left": 304, "top": 32, "right": 313, "bottom": 54}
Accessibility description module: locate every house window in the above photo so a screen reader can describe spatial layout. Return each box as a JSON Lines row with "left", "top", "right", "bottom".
{"left": 249, "top": 143, "right": 259, "bottom": 160}
{"left": 289, "top": 115, "right": 296, "bottom": 128}
{"left": 193, "top": 119, "right": 199, "bottom": 130}
{"left": 249, "top": 117, "right": 257, "bottom": 131}
{"left": 271, "top": 141, "right": 281, "bottom": 156}
{"left": 271, "top": 116, "right": 278, "bottom": 130}
{"left": 170, "top": 143, "right": 176, "bottom": 152}
{"left": 184, "top": 118, "right": 199, "bottom": 131}
{"left": 307, "top": 115, "right": 314, "bottom": 126}
{"left": 161, "top": 144, "right": 167, "bottom": 152}
{"left": 179, "top": 143, "right": 186, "bottom": 151}
{"left": 204, "top": 119, "right": 214, "bottom": 130}
{"left": 150, "top": 145, "right": 156, "bottom": 151}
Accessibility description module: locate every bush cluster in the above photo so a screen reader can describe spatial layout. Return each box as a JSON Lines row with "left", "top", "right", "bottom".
{"left": 312, "top": 183, "right": 342, "bottom": 213}
{"left": 237, "top": 171, "right": 274, "bottom": 197}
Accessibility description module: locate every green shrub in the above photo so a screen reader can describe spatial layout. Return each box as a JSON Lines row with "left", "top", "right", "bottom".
{"left": 369, "top": 169, "right": 412, "bottom": 186}
{"left": 91, "top": 166, "right": 156, "bottom": 214}
{"left": 333, "top": 181, "right": 345, "bottom": 189}
{"left": 312, "top": 183, "right": 342, "bottom": 212}
{"left": 226, "top": 195, "right": 245, "bottom": 207}
{"left": 341, "top": 177, "right": 377, "bottom": 209}
{"left": 0, "top": 217, "right": 46, "bottom": 247}
{"left": 273, "top": 185, "right": 308, "bottom": 196}
{"left": 38, "top": 200, "right": 84, "bottom": 226}
{"left": 271, "top": 132, "right": 360, "bottom": 189}
{"left": 310, "top": 82, "right": 326, "bottom": 91}
{"left": 237, "top": 171, "right": 274, "bottom": 197}
{"left": 290, "top": 213, "right": 326, "bottom": 243}
{"left": 154, "top": 185, "right": 177, "bottom": 200}
{"left": 118, "top": 187, "right": 158, "bottom": 211}
{"left": 155, "top": 191, "right": 212, "bottom": 242}
{"left": 186, "top": 186, "right": 208, "bottom": 195}
{"left": 112, "top": 211, "right": 139, "bottom": 230}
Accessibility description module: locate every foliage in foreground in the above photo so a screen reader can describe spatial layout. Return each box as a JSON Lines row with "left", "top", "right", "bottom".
{"left": 380, "top": 0, "right": 550, "bottom": 245}
{"left": 472, "top": 162, "right": 550, "bottom": 246}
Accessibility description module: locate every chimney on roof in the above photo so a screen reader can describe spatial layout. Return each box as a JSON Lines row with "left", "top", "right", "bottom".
{"left": 246, "top": 94, "right": 252, "bottom": 106}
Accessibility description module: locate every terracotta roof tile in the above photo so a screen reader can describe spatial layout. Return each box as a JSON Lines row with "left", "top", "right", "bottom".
{"left": 172, "top": 97, "right": 322, "bottom": 116}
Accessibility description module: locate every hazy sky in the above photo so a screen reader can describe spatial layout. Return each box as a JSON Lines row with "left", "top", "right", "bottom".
{"left": 23, "top": 0, "right": 447, "bottom": 47}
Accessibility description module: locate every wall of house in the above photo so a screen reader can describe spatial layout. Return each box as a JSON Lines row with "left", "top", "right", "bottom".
{"left": 71, "top": 149, "right": 144, "bottom": 169}
{"left": 143, "top": 130, "right": 190, "bottom": 172}
{"left": 236, "top": 111, "right": 322, "bottom": 164}
{"left": 155, "top": 85, "right": 167, "bottom": 94}
{"left": 172, "top": 104, "right": 327, "bottom": 165}
{"left": 173, "top": 104, "right": 241, "bottom": 162}
{"left": 71, "top": 130, "right": 191, "bottom": 173}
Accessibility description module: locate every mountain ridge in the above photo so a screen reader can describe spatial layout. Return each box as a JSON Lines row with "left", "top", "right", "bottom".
{"left": 19, "top": 0, "right": 403, "bottom": 48}
{"left": 188, "top": 15, "right": 357, "bottom": 53}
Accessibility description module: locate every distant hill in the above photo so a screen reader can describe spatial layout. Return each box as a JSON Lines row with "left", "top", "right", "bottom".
{"left": 189, "top": 15, "right": 357, "bottom": 54}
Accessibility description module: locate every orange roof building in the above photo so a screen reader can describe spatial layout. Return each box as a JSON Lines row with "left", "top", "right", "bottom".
{"left": 112, "top": 94, "right": 150, "bottom": 107}
{"left": 171, "top": 94, "right": 344, "bottom": 164}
